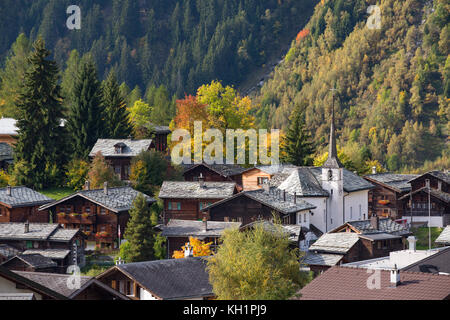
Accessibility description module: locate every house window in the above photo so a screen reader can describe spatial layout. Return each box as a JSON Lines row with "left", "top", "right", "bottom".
{"left": 0, "top": 207, "right": 3, "bottom": 216}
{"left": 257, "top": 177, "right": 269, "bottom": 185}
{"left": 168, "top": 202, "right": 181, "bottom": 211}
{"left": 100, "top": 208, "right": 106, "bottom": 215}
{"left": 303, "top": 213, "right": 307, "bottom": 223}
{"left": 114, "top": 166, "right": 121, "bottom": 175}
{"left": 26, "top": 241, "right": 33, "bottom": 249}
{"left": 126, "top": 281, "right": 134, "bottom": 296}
{"left": 85, "top": 206, "right": 91, "bottom": 213}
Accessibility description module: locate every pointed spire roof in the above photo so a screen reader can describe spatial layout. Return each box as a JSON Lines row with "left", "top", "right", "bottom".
{"left": 323, "top": 93, "right": 343, "bottom": 169}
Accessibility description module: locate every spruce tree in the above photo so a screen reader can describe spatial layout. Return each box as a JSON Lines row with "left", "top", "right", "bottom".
{"left": 281, "top": 104, "right": 314, "bottom": 166}
{"left": 102, "top": 69, "right": 132, "bottom": 138}
{"left": 13, "top": 38, "right": 65, "bottom": 189}
{"left": 66, "top": 56, "right": 104, "bottom": 159}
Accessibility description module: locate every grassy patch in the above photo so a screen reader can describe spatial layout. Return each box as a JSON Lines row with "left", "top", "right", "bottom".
{"left": 80, "top": 264, "right": 110, "bottom": 277}
{"left": 39, "top": 187, "right": 74, "bottom": 200}
{"left": 411, "top": 227, "right": 443, "bottom": 250}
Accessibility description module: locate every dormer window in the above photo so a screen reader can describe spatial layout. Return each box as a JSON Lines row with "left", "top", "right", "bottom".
{"left": 114, "top": 142, "right": 127, "bottom": 154}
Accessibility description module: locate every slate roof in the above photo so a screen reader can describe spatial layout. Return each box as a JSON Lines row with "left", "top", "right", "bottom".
{"left": 297, "top": 266, "right": 450, "bottom": 300}
{"left": 252, "top": 164, "right": 298, "bottom": 175}
{"left": 39, "top": 187, "right": 155, "bottom": 213}
{"left": 162, "top": 219, "right": 241, "bottom": 238}
{"left": 103, "top": 257, "right": 213, "bottom": 300}
{"left": 202, "top": 188, "right": 316, "bottom": 215}
{"left": 342, "top": 218, "right": 411, "bottom": 236}
{"left": 0, "top": 142, "right": 13, "bottom": 161}
{"left": 402, "top": 246, "right": 450, "bottom": 274}
{"left": 22, "top": 249, "right": 70, "bottom": 260}
{"left": 240, "top": 220, "right": 307, "bottom": 242}
{"left": 0, "top": 186, "right": 53, "bottom": 208}
{"left": 302, "top": 252, "right": 344, "bottom": 267}
{"left": 0, "top": 244, "right": 21, "bottom": 259}
{"left": 0, "top": 118, "right": 18, "bottom": 135}
{"left": 409, "top": 170, "right": 450, "bottom": 185}
{"left": 2, "top": 254, "right": 57, "bottom": 269}
{"left": 308, "top": 233, "right": 360, "bottom": 254}
{"left": 89, "top": 139, "right": 153, "bottom": 157}
{"left": 0, "top": 223, "right": 79, "bottom": 242}
{"left": 0, "top": 293, "right": 35, "bottom": 300}
{"left": 148, "top": 123, "right": 171, "bottom": 134}
{"left": 183, "top": 163, "right": 248, "bottom": 178}
{"left": 436, "top": 226, "right": 450, "bottom": 245}
{"left": 364, "top": 173, "right": 419, "bottom": 192}
{"left": 398, "top": 186, "right": 450, "bottom": 204}
{"left": 358, "top": 233, "right": 402, "bottom": 241}
{"left": 159, "top": 181, "right": 236, "bottom": 199}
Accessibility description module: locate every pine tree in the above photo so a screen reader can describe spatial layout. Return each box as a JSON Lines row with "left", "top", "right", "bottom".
{"left": 13, "top": 38, "right": 65, "bottom": 189}
{"left": 66, "top": 56, "right": 105, "bottom": 159}
{"left": 60, "top": 50, "right": 81, "bottom": 112}
{"left": 281, "top": 104, "right": 314, "bottom": 166}
{"left": 102, "top": 69, "right": 132, "bottom": 138}
{"left": 121, "top": 193, "right": 156, "bottom": 262}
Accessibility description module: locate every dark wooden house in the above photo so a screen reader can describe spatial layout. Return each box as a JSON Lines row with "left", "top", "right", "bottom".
{"left": 39, "top": 184, "right": 155, "bottom": 250}
{"left": 0, "top": 186, "right": 53, "bottom": 223}
{"left": 398, "top": 171, "right": 450, "bottom": 227}
{"left": 364, "top": 173, "right": 418, "bottom": 220}
{"left": 159, "top": 180, "right": 237, "bottom": 224}
{"left": 1, "top": 254, "right": 57, "bottom": 273}
{"left": 182, "top": 163, "right": 248, "bottom": 190}
{"left": 89, "top": 139, "right": 156, "bottom": 181}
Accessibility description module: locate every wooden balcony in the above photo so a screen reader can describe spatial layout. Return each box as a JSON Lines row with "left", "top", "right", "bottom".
{"left": 57, "top": 213, "right": 97, "bottom": 225}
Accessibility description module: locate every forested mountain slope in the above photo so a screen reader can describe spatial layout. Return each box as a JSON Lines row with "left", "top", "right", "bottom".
{"left": 255, "top": 0, "right": 449, "bottom": 172}
{"left": 0, "top": 0, "right": 316, "bottom": 98}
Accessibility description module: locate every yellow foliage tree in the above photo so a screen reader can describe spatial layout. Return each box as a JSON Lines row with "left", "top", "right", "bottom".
{"left": 172, "top": 237, "right": 213, "bottom": 259}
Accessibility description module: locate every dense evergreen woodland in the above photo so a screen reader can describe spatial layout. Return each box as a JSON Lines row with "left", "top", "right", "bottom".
{"left": 255, "top": 0, "right": 449, "bottom": 172}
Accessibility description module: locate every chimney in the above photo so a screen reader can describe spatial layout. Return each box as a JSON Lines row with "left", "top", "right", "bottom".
{"left": 372, "top": 166, "right": 377, "bottom": 174}
{"left": 24, "top": 221, "right": 29, "bottom": 234}
{"left": 294, "top": 192, "right": 297, "bottom": 204}
{"left": 407, "top": 236, "right": 417, "bottom": 251}
{"left": 103, "top": 181, "right": 108, "bottom": 195}
{"left": 84, "top": 180, "right": 90, "bottom": 191}
{"left": 390, "top": 265, "right": 401, "bottom": 287}
{"left": 184, "top": 243, "right": 193, "bottom": 258}
{"left": 370, "top": 213, "right": 379, "bottom": 230}
{"left": 202, "top": 216, "right": 208, "bottom": 232}
{"left": 6, "top": 185, "right": 11, "bottom": 196}
{"left": 199, "top": 173, "right": 205, "bottom": 188}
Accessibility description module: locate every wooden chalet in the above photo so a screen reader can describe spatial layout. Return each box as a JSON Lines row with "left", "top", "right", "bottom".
{"left": 398, "top": 171, "right": 450, "bottom": 227}
{"left": 0, "top": 222, "right": 85, "bottom": 271}
{"left": 364, "top": 173, "right": 419, "bottom": 220}
{"left": 161, "top": 219, "right": 241, "bottom": 258}
{"left": 39, "top": 184, "right": 155, "bottom": 250}
{"left": 0, "top": 186, "right": 53, "bottom": 223}
{"left": 241, "top": 164, "right": 297, "bottom": 191}
{"left": 182, "top": 163, "right": 248, "bottom": 190}
{"left": 159, "top": 179, "right": 237, "bottom": 224}
{"left": 96, "top": 257, "right": 214, "bottom": 300}
{"left": 0, "top": 118, "right": 17, "bottom": 146}
{"left": 1, "top": 254, "right": 58, "bottom": 273}
{"left": 89, "top": 139, "right": 156, "bottom": 181}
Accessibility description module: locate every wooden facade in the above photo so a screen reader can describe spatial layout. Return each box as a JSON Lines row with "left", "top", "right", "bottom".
{"left": 0, "top": 256, "right": 57, "bottom": 273}
{"left": 366, "top": 182, "right": 409, "bottom": 220}
{"left": 183, "top": 164, "right": 244, "bottom": 190}
{"left": 0, "top": 204, "right": 49, "bottom": 224}
{"left": 241, "top": 168, "right": 272, "bottom": 191}
{"left": 163, "top": 198, "right": 223, "bottom": 224}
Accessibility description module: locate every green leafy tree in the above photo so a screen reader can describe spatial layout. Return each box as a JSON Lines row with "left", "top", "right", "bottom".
{"left": 66, "top": 159, "right": 90, "bottom": 191}
{"left": 66, "top": 56, "right": 105, "bottom": 159}
{"left": 102, "top": 69, "right": 132, "bottom": 138}
{"left": 12, "top": 38, "right": 65, "bottom": 189}
{"left": 207, "top": 221, "right": 310, "bottom": 300}
{"left": 87, "top": 152, "right": 122, "bottom": 189}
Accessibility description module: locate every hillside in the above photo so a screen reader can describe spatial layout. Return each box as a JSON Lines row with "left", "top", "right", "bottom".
{"left": 0, "top": 0, "right": 316, "bottom": 101}
{"left": 254, "top": 0, "right": 449, "bottom": 172}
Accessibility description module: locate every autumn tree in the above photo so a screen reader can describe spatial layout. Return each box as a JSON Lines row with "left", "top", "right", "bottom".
{"left": 207, "top": 221, "right": 310, "bottom": 300}
{"left": 66, "top": 159, "right": 90, "bottom": 191}
{"left": 87, "top": 152, "right": 122, "bottom": 189}
{"left": 173, "top": 237, "right": 213, "bottom": 259}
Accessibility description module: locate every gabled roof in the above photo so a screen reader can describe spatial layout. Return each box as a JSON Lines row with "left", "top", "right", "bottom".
{"left": 14, "top": 271, "right": 129, "bottom": 300}
{"left": 398, "top": 186, "right": 450, "bottom": 204}
{"left": 0, "top": 244, "right": 21, "bottom": 259}
{"left": 364, "top": 173, "right": 419, "bottom": 192}
{"left": 408, "top": 170, "right": 450, "bottom": 185}
{"left": 302, "top": 252, "right": 344, "bottom": 267}
{"left": 250, "top": 164, "right": 298, "bottom": 175}
{"left": 2, "top": 254, "right": 57, "bottom": 269}
{"left": 201, "top": 188, "right": 316, "bottom": 215}
{"left": 98, "top": 257, "right": 213, "bottom": 300}
{"left": 159, "top": 181, "right": 236, "bottom": 199}
{"left": 162, "top": 219, "right": 241, "bottom": 238}
{"left": 297, "top": 266, "right": 450, "bottom": 300}
{"left": 183, "top": 163, "right": 248, "bottom": 178}
{"left": 436, "top": 226, "right": 450, "bottom": 245}
{"left": 89, "top": 139, "right": 153, "bottom": 157}
{"left": 148, "top": 123, "right": 171, "bottom": 134}
{"left": 308, "top": 233, "right": 360, "bottom": 254}
{"left": 0, "top": 186, "right": 53, "bottom": 208}
{"left": 335, "top": 218, "right": 411, "bottom": 236}
{"left": 0, "top": 118, "right": 18, "bottom": 135}
{"left": 22, "top": 249, "right": 70, "bottom": 260}
{"left": 39, "top": 187, "right": 155, "bottom": 213}
{"left": 0, "top": 223, "right": 81, "bottom": 242}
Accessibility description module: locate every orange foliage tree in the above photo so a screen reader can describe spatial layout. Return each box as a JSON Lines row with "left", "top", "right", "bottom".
{"left": 296, "top": 29, "right": 310, "bottom": 43}
{"left": 172, "top": 237, "right": 213, "bottom": 259}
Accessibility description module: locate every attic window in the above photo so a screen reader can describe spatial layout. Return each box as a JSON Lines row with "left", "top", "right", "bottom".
{"left": 114, "top": 142, "right": 127, "bottom": 154}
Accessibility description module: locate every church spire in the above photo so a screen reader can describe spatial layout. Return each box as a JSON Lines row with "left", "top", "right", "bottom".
{"left": 323, "top": 89, "right": 343, "bottom": 169}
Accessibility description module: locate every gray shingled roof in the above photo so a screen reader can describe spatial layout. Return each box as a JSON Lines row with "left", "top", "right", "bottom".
{"left": 0, "top": 186, "right": 53, "bottom": 208}
{"left": 358, "top": 233, "right": 402, "bottom": 241}
{"left": 398, "top": 186, "right": 450, "bottom": 204}
{"left": 159, "top": 181, "right": 236, "bottom": 199}
{"left": 148, "top": 123, "right": 171, "bottom": 134}
{"left": 240, "top": 220, "right": 306, "bottom": 242}
{"left": 253, "top": 164, "right": 298, "bottom": 175}
{"left": 402, "top": 246, "right": 450, "bottom": 274}
{"left": 344, "top": 218, "right": 411, "bottom": 236}
{"left": 309, "top": 233, "right": 360, "bottom": 254}
{"left": 183, "top": 163, "right": 248, "bottom": 178}
{"left": 364, "top": 173, "right": 419, "bottom": 192}
{"left": 0, "top": 142, "right": 13, "bottom": 161}
{"left": 39, "top": 187, "right": 155, "bottom": 213}
{"left": 202, "top": 188, "right": 316, "bottom": 215}
{"left": 0, "top": 244, "right": 21, "bottom": 259}
{"left": 302, "top": 252, "right": 344, "bottom": 266}
{"left": 162, "top": 219, "right": 241, "bottom": 238}
{"left": 3, "top": 254, "right": 57, "bottom": 269}
{"left": 0, "top": 293, "right": 35, "bottom": 300}
{"left": 0, "top": 223, "right": 78, "bottom": 242}
{"left": 436, "top": 226, "right": 450, "bottom": 245}
{"left": 112, "top": 257, "right": 213, "bottom": 300}
{"left": 0, "top": 118, "right": 17, "bottom": 135}
{"left": 89, "top": 139, "right": 153, "bottom": 157}
{"left": 409, "top": 171, "right": 450, "bottom": 184}
{"left": 22, "top": 249, "right": 70, "bottom": 260}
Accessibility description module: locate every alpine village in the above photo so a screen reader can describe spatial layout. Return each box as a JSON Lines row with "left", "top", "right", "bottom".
{"left": 0, "top": 0, "right": 449, "bottom": 302}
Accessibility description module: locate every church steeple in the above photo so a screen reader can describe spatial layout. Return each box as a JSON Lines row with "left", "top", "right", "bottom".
{"left": 323, "top": 90, "right": 343, "bottom": 169}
